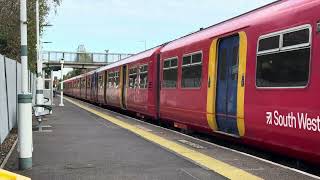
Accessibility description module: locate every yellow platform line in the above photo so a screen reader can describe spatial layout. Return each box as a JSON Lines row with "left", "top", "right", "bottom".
{"left": 65, "top": 97, "right": 262, "bottom": 180}
{"left": 0, "top": 169, "right": 30, "bottom": 180}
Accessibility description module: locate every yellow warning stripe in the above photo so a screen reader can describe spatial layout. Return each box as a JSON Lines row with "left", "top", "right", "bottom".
{"left": 0, "top": 169, "right": 30, "bottom": 180}
{"left": 206, "top": 39, "right": 219, "bottom": 131}
{"left": 65, "top": 97, "right": 262, "bottom": 180}
{"left": 237, "top": 32, "right": 248, "bottom": 137}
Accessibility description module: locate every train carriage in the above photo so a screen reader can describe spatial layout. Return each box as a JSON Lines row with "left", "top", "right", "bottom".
{"left": 63, "top": 0, "right": 320, "bottom": 164}
{"left": 95, "top": 46, "right": 161, "bottom": 118}
{"left": 160, "top": 0, "right": 320, "bottom": 162}
{"left": 124, "top": 47, "right": 161, "bottom": 119}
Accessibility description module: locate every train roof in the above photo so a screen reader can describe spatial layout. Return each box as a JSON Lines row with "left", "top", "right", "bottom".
{"left": 160, "top": 0, "right": 317, "bottom": 52}
{"left": 96, "top": 46, "right": 161, "bottom": 73}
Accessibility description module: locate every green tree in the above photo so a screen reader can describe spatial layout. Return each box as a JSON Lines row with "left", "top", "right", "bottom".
{"left": 64, "top": 68, "right": 84, "bottom": 80}
{"left": 0, "top": 0, "right": 61, "bottom": 72}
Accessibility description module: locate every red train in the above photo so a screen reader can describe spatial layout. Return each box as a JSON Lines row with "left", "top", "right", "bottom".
{"left": 64, "top": 0, "right": 320, "bottom": 164}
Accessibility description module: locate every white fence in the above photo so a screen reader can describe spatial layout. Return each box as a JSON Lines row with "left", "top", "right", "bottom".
{"left": 0, "top": 54, "right": 35, "bottom": 144}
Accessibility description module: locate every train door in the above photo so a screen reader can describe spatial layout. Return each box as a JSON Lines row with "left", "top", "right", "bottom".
{"left": 104, "top": 71, "right": 108, "bottom": 104}
{"left": 216, "top": 35, "right": 240, "bottom": 135}
{"left": 121, "top": 65, "right": 127, "bottom": 109}
{"left": 92, "top": 73, "right": 98, "bottom": 102}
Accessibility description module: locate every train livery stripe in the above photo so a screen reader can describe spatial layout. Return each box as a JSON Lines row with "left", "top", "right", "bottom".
{"left": 237, "top": 32, "right": 247, "bottom": 137}
{"left": 206, "top": 39, "right": 218, "bottom": 131}
{"left": 65, "top": 97, "right": 262, "bottom": 180}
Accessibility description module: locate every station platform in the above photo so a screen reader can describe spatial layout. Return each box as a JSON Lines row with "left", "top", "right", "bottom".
{"left": 3, "top": 97, "right": 319, "bottom": 180}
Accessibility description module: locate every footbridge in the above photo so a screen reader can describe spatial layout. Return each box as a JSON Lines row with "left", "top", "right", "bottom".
{"left": 42, "top": 51, "right": 133, "bottom": 70}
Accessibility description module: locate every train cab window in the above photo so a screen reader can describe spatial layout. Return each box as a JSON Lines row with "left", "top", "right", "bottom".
{"left": 163, "top": 58, "right": 178, "bottom": 88}
{"left": 129, "top": 68, "right": 138, "bottom": 88}
{"left": 139, "top": 65, "right": 148, "bottom": 89}
{"left": 114, "top": 71, "right": 119, "bottom": 88}
{"left": 181, "top": 52, "right": 202, "bottom": 88}
{"left": 256, "top": 25, "right": 311, "bottom": 88}
{"left": 108, "top": 72, "right": 114, "bottom": 88}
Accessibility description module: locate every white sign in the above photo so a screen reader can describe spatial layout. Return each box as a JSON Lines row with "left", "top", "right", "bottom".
{"left": 266, "top": 110, "right": 320, "bottom": 132}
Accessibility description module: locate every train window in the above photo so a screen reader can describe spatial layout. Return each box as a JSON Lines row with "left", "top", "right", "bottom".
{"left": 87, "top": 78, "right": 91, "bottom": 88}
{"left": 163, "top": 58, "right": 178, "bottom": 88}
{"left": 182, "top": 52, "right": 202, "bottom": 88}
{"left": 114, "top": 71, "right": 119, "bottom": 88}
{"left": 98, "top": 75, "right": 103, "bottom": 89}
{"left": 258, "top": 35, "right": 280, "bottom": 52}
{"left": 283, "top": 29, "right": 309, "bottom": 48}
{"left": 81, "top": 79, "right": 85, "bottom": 88}
{"left": 139, "top": 65, "right": 148, "bottom": 89}
{"left": 108, "top": 72, "right": 114, "bottom": 88}
{"left": 256, "top": 25, "right": 311, "bottom": 88}
{"left": 232, "top": 46, "right": 239, "bottom": 80}
{"left": 164, "top": 61, "right": 170, "bottom": 68}
{"left": 129, "top": 68, "right": 138, "bottom": 88}
{"left": 183, "top": 56, "right": 191, "bottom": 65}
{"left": 219, "top": 49, "right": 227, "bottom": 80}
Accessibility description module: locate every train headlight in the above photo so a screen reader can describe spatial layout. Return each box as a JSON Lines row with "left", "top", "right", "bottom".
{"left": 317, "top": 22, "right": 320, "bottom": 33}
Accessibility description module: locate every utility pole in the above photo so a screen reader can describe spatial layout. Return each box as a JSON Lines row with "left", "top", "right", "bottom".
{"left": 18, "top": 0, "right": 33, "bottom": 170}
{"left": 36, "top": 0, "right": 44, "bottom": 117}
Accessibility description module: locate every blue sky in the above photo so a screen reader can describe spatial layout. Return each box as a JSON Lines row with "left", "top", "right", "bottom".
{"left": 43, "top": 0, "right": 276, "bottom": 54}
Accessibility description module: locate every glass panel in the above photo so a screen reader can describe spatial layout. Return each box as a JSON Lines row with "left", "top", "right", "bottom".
{"left": 164, "top": 60, "right": 170, "bottom": 68}
{"left": 258, "top": 35, "right": 280, "bottom": 52}
{"left": 129, "top": 74, "right": 137, "bottom": 88}
{"left": 283, "top": 29, "right": 309, "bottom": 47}
{"left": 139, "top": 73, "right": 148, "bottom": 88}
{"left": 192, "top": 53, "right": 202, "bottom": 63}
{"left": 183, "top": 56, "right": 191, "bottom": 65}
{"left": 171, "top": 58, "right": 178, "bottom": 67}
{"left": 231, "top": 46, "right": 239, "bottom": 80}
{"left": 256, "top": 48, "right": 310, "bottom": 87}
{"left": 140, "top": 65, "right": 148, "bottom": 72}
{"left": 219, "top": 48, "right": 227, "bottom": 80}
{"left": 163, "top": 68, "right": 177, "bottom": 88}
{"left": 114, "top": 71, "right": 119, "bottom": 87}
{"left": 98, "top": 76, "right": 103, "bottom": 87}
{"left": 181, "top": 65, "right": 202, "bottom": 88}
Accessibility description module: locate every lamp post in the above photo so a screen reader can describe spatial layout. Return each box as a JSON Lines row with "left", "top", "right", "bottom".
{"left": 18, "top": 0, "right": 33, "bottom": 170}
{"left": 36, "top": 0, "right": 53, "bottom": 109}
{"left": 59, "top": 59, "right": 64, "bottom": 106}
{"left": 35, "top": 0, "right": 44, "bottom": 117}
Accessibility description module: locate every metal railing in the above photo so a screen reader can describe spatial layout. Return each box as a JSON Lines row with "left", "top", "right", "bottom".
{"left": 42, "top": 51, "right": 133, "bottom": 64}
